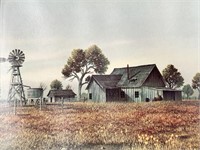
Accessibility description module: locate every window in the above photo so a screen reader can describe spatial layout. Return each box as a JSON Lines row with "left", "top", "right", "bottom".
{"left": 89, "top": 93, "right": 92, "bottom": 99}
{"left": 135, "top": 91, "right": 139, "bottom": 98}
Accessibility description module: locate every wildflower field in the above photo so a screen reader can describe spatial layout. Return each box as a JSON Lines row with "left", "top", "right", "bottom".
{"left": 0, "top": 100, "right": 199, "bottom": 150}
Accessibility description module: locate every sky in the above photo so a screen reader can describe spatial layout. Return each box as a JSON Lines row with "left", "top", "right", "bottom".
{"left": 0, "top": 0, "right": 199, "bottom": 99}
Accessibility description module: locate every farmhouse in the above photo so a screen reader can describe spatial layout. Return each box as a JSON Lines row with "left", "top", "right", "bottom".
{"left": 47, "top": 89, "right": 76, "bottom": 103}
{"left": 86, "top": 64, "right": 182, "bottom": 102}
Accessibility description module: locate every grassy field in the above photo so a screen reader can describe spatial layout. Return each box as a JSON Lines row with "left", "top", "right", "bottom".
{"left": 0, "top": 100, "right": 199, "bottom": 150}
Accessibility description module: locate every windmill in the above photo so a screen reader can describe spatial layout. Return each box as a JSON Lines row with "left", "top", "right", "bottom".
{"left": 7, "top": 49, "right": 26, "bottom": 106}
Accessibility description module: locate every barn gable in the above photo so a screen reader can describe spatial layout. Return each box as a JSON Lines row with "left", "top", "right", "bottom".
{"left": 142, "top": 65, "right": 166, "bottom": 87}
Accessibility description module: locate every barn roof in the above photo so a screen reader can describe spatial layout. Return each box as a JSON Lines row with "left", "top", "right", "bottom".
{"left": 47, "top": 89, "right": 76, "bottom": 97}
{"left": 111, "top": 64, "right": 158, "bottom": 87}
{"left": 86, "top": 75, "right": 122, "bottom": 90}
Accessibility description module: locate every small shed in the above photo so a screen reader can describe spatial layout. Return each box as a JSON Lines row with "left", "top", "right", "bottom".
{"left": 47, "top": 89, "right": 76, "bottom": 103}
{"left": 162, "top": 88, "right": 182, "bottom": 101}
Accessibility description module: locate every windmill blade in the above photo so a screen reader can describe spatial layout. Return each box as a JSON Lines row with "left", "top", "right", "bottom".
{"left": 14, "top": 49, "right": 18, "bottom": 55}
{"left": 11, "top": 50, "right": 15, "bottom": 56}
{"left": 19, "top": 50, "right": 23, "bottom": 55}
{"left": 17, "top": 49, "right": 20, "bottom": 55}
{"left": 19, "top": 52, "right": 24, "bottom": 57}
{"left": 18, "top": 60, "right": 23, "bottom": 65}
{"left": 20, "top": 54, "right": 25, "bottom": 59}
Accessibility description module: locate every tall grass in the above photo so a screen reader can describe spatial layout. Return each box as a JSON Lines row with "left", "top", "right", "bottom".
{"left": 0, "top": 101, "right": 199, "bottom": 149}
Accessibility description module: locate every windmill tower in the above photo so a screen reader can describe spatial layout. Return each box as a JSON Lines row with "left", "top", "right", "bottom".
{"left": 7, "top": 49, "right": 26, "bottom": 106}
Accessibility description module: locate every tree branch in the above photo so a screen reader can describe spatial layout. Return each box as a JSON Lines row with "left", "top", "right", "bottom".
{"left": 80, "top": 67, "right": 85, "bottom": 74}
{"left": 69, "top": 76, "right": 77, "bottom": 81}
{"left": 85, "top": 63, "right": 88, "bottom": 72}
{"left": 72, "top": 71, "right": 80, "bottom": 81}
{"left": 87, "top": 65, "right": 95, "bottom": 71}
{"left": 81, "top": 81, "right": 89, "bottom": 86}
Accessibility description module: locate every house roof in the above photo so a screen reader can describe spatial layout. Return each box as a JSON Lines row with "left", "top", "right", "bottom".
{"left": 111, "top": 64, "right": 158, "bottom": 87}
{"left": 86, "top": 75, "right": 122, "bottom": 90}
{"left": 86, "top": 64, "right": 165, "bottom": 90}
{"left": 47, "top": 89, "right": 76, "bottom": 97}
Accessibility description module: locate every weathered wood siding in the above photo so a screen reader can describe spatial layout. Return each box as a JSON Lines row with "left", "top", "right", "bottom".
{"left": 143, "top": 67, "right": 165, "bottom": 87}
{"left": 121, "top": 87, "right": 164, "bottom": 102}
{"left": 63, "top": 97, "right": 76, "bottom": 102}
{"left": 87, "top": 80, "right": 106, "bottom": 102}
{"left": 48, "top": 96, "right": 60, "bottom": 102}
{"left": 48, "top": 96, "right": 76, "bottom": 103}
{"left": 141, "top": 87, "right": 163, "bottom": 101}
{"left": 121, "top": 88, "right": 142, "bottom": 102}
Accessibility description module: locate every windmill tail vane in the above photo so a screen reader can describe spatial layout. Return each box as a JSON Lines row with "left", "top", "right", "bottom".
{"left": 0, "top": 57, "right": 7, "bottom": 63}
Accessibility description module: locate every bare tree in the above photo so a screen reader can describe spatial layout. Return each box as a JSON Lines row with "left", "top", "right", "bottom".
{"left": 39, "top": 82, "right": 47, "bottom": 91}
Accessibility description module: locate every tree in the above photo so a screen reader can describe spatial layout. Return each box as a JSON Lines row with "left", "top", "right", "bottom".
{"left": 62, "top": 45, "right": 110, "bottom": 100}
{"left": 39, "top": 82, "right": 47, "bottom": 91}
{"left": 39, "top": 82, "right": 47, "bottom": 99}
{"left": 162, "top": 64, "right": 184, "bottom": 89}
{"left": 50, "top": 79, "right": 63, "bottom": 90}
{"left": 192, "top": 73, "right": 200, "bottom": 99}
{"left": 182, "top": 84, "right": 194, "bottom": 99}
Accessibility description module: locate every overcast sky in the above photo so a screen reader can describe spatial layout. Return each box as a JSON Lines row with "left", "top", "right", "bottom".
{"left": 0, "top": 0, "right": 199, "bottom": 98}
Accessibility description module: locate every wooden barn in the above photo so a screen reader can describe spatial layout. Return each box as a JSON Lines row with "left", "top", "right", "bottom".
{"left": 47, "top": 89, "right": 76, "bottom": 103}
{"left": 86, "top": 64, "right": 182, "bottom": 102}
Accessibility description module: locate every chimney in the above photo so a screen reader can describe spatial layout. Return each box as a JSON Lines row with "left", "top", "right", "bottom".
{"left": 127, "top": 64, "right": 129, "bottom": 80}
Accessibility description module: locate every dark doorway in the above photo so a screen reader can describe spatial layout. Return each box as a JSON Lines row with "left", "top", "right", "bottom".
{"left": 106, "top": 88, "right": 120, "bottom": 102}
{"left": 163, "top": 91, "right": 175, "bottom": 100}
